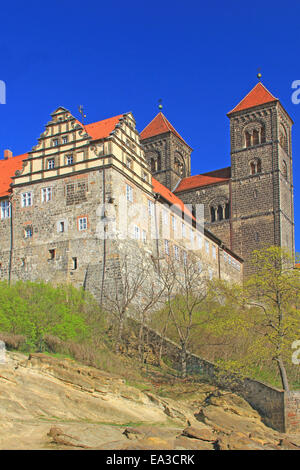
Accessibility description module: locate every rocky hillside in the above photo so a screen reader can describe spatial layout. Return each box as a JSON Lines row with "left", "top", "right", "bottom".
{"left": 0, "top": 352, "right": 299, "bottom": 450}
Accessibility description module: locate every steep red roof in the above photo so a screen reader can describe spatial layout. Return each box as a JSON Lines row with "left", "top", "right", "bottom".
{"left": 141, "top": 112, "right": 189, "bottom": 146}
{"left": 84, "top": 114, "right": 124, "bottom": 140}
{"left": 0, "top": 154, "right": 28, "bottom": 198}
{"left": 228, "top": 82, "right": 278, "bottom": 115}
{"left": 174, "top": 167, "right": 230, "bottom": 193}
{"left": 152, "top": 177, "right": 194, "bottom": 220}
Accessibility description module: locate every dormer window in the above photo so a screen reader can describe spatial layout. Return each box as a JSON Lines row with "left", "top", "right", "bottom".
{"left": 66, "top": 155, "right": 73, "bottom": 165}
{"left": 21, "top": 192, "right": 33, "bottom": 207}
{"left": 47, "top": 158, "right": 55, "bottom": 169}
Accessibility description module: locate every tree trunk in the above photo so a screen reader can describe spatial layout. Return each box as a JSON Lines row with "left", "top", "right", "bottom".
{"left": 275, "top": 356, "right": 290, "bottom": 392}
{"left": 180, "top": 343, "right": 187, "bottom": 379}
{"left": 115, "top": 316, "right": 124, "bottom": 355}
{"left": 138, "top": 321, "right": 145, "bottom": 364}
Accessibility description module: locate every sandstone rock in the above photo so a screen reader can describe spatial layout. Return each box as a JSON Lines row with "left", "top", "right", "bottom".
{"left": 0, "top": 351, "right": 298, "bottom": 451}
{"left": 175, "top": 435, "right": 215, "bottom": 450}
{"left": 182, "top": 424, "right": 216, "bottom": 442}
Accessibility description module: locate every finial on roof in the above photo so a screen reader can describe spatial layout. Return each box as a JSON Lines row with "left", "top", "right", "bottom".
{"left": 78, "top": 105, "right": 86, "bottom": 124}
{"left": 158, "top": 99, "right": 163, "bottom": 110}
{"left": 257, "top": 68, "right": 262, "bottom": 81}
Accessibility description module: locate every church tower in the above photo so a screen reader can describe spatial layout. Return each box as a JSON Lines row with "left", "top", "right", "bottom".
{"left": 140, "top": 112, "right": 192, "bottom": 191}
{"left": 228, "top": 82, "right": 295, "bottom": 275}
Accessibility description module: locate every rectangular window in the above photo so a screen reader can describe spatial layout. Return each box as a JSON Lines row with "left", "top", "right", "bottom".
{"left": 48, "top": 249, "right": 55, "bottom": 260}
{"left": 62, "top": 136, "right": 68, "bottom": 144}
{"left": 198, "top": 235, "right": 203, "bottom": 249}
{"left": 174, "top": 245, "right": 179, "bottom": 260}
{"left": 72, "top": 257, "right": 78, "bottom": 270}
{"left": 183, "top": 251, "right": 187, "bottom": 265}
{"left": 162, "top": 209, "right": 168, "bottom": 225}
{"left": 78, "top": 217, "right": 87, "bottom": 231}
{"left": 133, "top": 225, "right": 140, "bottom": 240}
{"left": 25, "top": 227, "right": 33, "bottom": 238}
{"left": 126, "top": 184, "right": 133, "bottom": 202}
{"left": 126, "top": 158, "right": 132, "bottom": 169}
{"left": 47, "top": 159, "right": 55, "bottom": 169}
{"left": 1, "top": 200, "right": 10, "bottom": 219}
{"left": 21, "top": 192, "right": 33, "bottom": 207}
{"left": 212, "top": 246, "right": 216, "bottom": 259}
{"left": 164, "top": 239, "right": 169, "bottom": 255}
{"left": 53, "top": 139, "right": 59, "bottom": 147}
{"left": 172, "top": 215, "right": 176, "bottom": 231}
{"left": 182, "top": 223, "right": 185, "bottom": 238}
{"left": 208, "top": 268, "right": 213, "bottom": 280}
{"left": 142, "top": 230, "right": 147, "bottom": 243}
{"left": 59, "top": 221, "right": 65, "bottom": 233}
{"left": 190, "top": 229, "right": 194, "bottom": 245}
{"left": 66, "top": 155, "right": 73, "bottom": 165}
{"left": 41, "top": 187, "right": 52, "bottom": 203}
{"left": 205, "top": 240, "right": 210, "bottom": 254}
{"left": 148, "top": 200, "right": 154, "bottom": 217}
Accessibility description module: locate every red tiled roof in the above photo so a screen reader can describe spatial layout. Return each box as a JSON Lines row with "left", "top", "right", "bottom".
{"left": 174, "top": 167, "right": 230, "bottom": 193}
{"left": 0, "top": 154, "right": 28, "bottom": 198}
{"left": 152, "top": 177, "right": 194, "bottom": 220}
{"left": 141, "top": 112, "right": 189, "bottom": 146}
{"left": 84, "top": 114, "right": 124, "bottom": 140}
{"left": 228, "top": 82, "right": 278, "bottom": 115}
{"left": 295, "top": 263, "right": 300, "bottom": 269}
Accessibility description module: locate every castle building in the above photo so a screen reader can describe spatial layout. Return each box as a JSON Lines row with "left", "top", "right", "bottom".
{"left": 0, "top": 82, "right": 294, "bottom": 299}
{"left": 141, "top": 82, "right": 295, "bottom": 276}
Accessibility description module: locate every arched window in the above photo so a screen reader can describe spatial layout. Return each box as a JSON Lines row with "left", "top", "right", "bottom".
{"left": 150, "top": 158, "right": 156, "bottom": 172}
{"left": 250, "top": 159, "right": 262, "bottom": 175}
{"left": 225, "top": 203, "right": 230, "bottom": 219}
{"left": 244, "top": 125, "right": 266, "bottom": 148}
{"left": 253, "top": 129, "right": 259, "bottom": 146}
{"left": 245, "top": 131, "right": 251, "bottom": 148}
{"left": 217, "top": 205, "right": 223, "bottom": 221}
{"left": 257, "top": 159, "right": 262, "bottom": 173}
{"left": 282, "top": 160, "right": 288, "bottom": 180}
{"left": 210, "top": 207, "right": 216, "bottom": 222}
{"left": 279, "top": 124, "right": 288, "bottom": 153}
{"left": 157, "top": 155, "right": 161, "bottom": 171}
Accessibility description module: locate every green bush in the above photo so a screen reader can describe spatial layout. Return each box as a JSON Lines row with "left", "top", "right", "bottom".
{"left": 0, "top": 281, "right": 105, "bottom": 351}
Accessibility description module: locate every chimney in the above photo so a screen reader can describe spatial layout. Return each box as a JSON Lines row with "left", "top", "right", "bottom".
{"left": 4, "top": 149, "right": 13, "bottom": 160}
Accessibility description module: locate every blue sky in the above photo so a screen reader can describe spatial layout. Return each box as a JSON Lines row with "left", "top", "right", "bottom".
{"left": 0, "top": 0, "right": 299, "bottom": 251}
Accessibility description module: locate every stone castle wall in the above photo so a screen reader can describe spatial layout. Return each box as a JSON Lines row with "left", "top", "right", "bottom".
{"left": 145, "top": 326, "right": 298, "bottom": 433}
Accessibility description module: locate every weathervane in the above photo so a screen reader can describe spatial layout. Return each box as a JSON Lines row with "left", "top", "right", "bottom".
{"left": 78, "top": 105, "right": 86, "bottom": 124}
{"left": 257, "top": 68, "right": 262, "bottom": 81}
{"left": 158, "top": 99, "right": 163, "bottom": 111}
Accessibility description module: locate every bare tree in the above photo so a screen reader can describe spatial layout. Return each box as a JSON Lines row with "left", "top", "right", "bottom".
{"left": 135, "top": 276, "right": 165, "bottom": 365}
{"left": 159, "top": 252, "right": 209, "bottom": 378}
{"left": 102, "top": 242, "right": 151, "bottom": 354}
